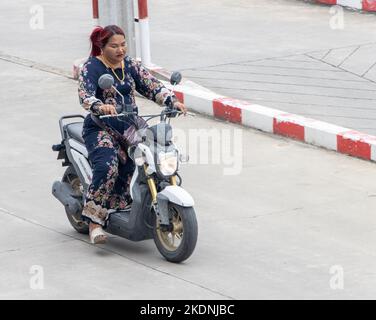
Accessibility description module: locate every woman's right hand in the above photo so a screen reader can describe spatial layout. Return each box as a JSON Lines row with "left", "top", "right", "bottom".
{"left": 99, "top": 104, "right": 118, "bottom": 115}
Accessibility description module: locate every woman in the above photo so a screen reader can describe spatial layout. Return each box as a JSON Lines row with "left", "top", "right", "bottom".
{"left": 78, "top": 25, "right": 186, "bottom": 244}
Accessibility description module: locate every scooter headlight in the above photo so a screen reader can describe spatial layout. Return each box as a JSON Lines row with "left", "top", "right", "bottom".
{"left": 158, "top": 150, "right": 178, "bottom": 176}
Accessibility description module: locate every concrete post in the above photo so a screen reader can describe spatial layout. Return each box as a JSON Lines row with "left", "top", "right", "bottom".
{"left": 97, "top": 0, "right": 137, "bottom": 58}
{"left": 92, "top": 0, "right": 99, "bottom": 25}
{"left": 137, "top": 0, "right": 152, "bottom": 67}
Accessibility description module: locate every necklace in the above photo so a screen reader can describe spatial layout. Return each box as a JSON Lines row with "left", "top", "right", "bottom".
{"left": 100, "top": 55, "right": 125, "bottom": 85}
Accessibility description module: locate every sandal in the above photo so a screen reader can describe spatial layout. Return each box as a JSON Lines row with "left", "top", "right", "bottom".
{"left": 89, "top": 225, "right": 108, "bottom": 244}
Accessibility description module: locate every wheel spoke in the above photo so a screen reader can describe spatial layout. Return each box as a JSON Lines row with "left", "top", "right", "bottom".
{"left": 156, "top": 206, "right": 185, "bottom": 251}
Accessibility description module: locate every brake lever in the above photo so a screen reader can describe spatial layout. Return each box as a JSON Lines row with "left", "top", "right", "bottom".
{"left": 165, "top": 109, "right": 195, "bottom": 118}
{"left": 174, "top": 110, "right": 195, "bottom": 117}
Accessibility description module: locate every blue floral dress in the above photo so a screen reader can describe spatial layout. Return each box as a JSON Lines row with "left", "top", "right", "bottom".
{"left": 78, "top": 55, "right": 177, "bottom": 226}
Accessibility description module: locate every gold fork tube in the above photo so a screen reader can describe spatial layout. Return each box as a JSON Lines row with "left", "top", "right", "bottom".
{"left": 147, "top": 178, "right": 158, "bottom": 203}
{"left": 144, "top": 165, "right": 158, "bottom": 203}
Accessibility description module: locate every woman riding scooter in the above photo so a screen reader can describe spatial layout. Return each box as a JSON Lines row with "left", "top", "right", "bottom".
{"left": 78, "top": 25, "right": 186, "bottom": 244}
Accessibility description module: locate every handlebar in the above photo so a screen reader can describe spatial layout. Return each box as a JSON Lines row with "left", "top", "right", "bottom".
{"left": 99, "top": 111, "right": 137, "bottom": 119}
{"left": 99, "top": 108, "right": 195, "bottom": 121}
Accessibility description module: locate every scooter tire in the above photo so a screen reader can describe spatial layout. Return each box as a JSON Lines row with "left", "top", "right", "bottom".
{"left": 153, "top": 204, "right": 198, "bottom": 263}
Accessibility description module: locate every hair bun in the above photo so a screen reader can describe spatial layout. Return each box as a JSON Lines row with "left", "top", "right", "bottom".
{"left": 90, "top": 26, "right": 103, "bottom": 44}
{"left": 90, "top": 26, "right": 104, "bottom": 56}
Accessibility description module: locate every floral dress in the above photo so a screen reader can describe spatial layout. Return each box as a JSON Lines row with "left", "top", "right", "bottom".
{"left": 78, "top": 55, "right": 177, "bottom": 226}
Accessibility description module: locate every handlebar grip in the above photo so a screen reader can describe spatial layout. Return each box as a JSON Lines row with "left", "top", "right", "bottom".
{"left": 165, "top": 107, "right": 179, "bottom": 118}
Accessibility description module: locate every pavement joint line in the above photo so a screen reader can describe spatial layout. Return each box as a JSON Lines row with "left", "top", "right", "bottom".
{"left": 0, "top": 238, "right": 76, "bottom": 256}
{"left": 180, "top": 41, "right": 376, "bottom": 72}
{"left": 307, "top": 41, "right": 376, "bottom": 56}
{"left": 179, "top": 51, "right": 334, "bottom": 71}
{"left": 362, "top": 60, "right": 376, "bottom": 77}
{"left": 0, "top": 52, "right": 74, "bottom": 80}
{"left": 305, "top": 53, "right": 376, "bottom": 85}
{"left": 192, "top": 69, "right": 369, "bottom": 82}
{"left": 320, "top": 49, "right": 332, "bottom": 61}
{"left": 337, "top": 46, "right": 361, "bottom": 68}
{"left": 270, "top": 58, "right": 323, "bottom": 63}
{"left": 185, "top": 76, "right": 376, "bottom": 92}
{"left": 232, "top": 64, "right": 345, "bottom": 72}
{"left": 0, "top": 207, "right": 234, "bottom": 300}
{"left": 207, "top": 86, "right": 376, "bottom": 101}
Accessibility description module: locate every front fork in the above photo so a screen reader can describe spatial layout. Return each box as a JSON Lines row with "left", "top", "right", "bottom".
{"left": 144, "top": 165, "right": 177, "bottom": 203}
{"left": 144, "top": 165, "right": 176, "bottom": 230}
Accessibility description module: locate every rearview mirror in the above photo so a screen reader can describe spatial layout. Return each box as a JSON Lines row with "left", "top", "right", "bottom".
{"left": 170, "top": 71, "right": 182, "bottom": 86}
{"left": 98, "top": 74, "right": 114, "bottom": 90}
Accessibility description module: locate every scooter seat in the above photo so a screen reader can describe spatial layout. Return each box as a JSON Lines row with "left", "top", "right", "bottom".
{"left": 66, "top": 122, "right": 84, "bottom": 144}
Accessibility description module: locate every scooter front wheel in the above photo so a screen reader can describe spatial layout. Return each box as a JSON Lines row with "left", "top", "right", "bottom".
{"left": 153, "top": 204, "right": 198, "bottom": 263}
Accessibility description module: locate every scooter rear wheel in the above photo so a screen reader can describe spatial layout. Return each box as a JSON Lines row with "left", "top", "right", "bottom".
{"left": 62, "top": 166, "right": 89, "bottom": 234}
{"left": 153, "top": 203, "right": 198, "bottom": 263}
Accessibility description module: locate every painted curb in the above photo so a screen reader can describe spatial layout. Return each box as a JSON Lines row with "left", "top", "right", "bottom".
{"left": 316, "top": 0, "right": 376, "bottom": 12}
{"left": 159, "top": 76, "right": 376, "bottom": 163}
{"left": 73, "top": 60, "right": 376, "bottom": 163}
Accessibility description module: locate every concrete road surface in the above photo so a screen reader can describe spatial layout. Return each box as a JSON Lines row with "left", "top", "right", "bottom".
{"left": 1, "top": 54, "right": 376, "bottom": 299}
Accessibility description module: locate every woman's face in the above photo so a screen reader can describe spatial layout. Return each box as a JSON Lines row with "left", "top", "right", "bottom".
{"left": 102, "top": 34, "right": 127, "bottom": 64}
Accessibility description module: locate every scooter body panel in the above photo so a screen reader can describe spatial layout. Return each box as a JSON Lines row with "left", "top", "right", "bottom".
{"left": 105, "top": 183, "right": 154, "bottom": 241}
{"left": 158, "top": 185, "right": 195, "bottom": 207}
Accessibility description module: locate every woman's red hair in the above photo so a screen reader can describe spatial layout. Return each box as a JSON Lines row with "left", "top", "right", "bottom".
{"left": 90, "top": 25, "right": 125, "bottom": 56}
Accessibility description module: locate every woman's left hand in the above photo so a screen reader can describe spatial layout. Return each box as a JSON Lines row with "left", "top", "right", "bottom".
{"left": 173, "top": 101, "right": 187, "bottom": 115}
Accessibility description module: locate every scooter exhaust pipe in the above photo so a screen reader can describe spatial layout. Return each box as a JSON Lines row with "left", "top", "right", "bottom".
{"left": 52, "top": 181, "right": 82, "bottom": 215}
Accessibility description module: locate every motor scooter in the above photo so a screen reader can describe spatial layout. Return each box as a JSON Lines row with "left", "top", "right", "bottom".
{"left": 52, "top": 72, "right": 198, "bottom": 263}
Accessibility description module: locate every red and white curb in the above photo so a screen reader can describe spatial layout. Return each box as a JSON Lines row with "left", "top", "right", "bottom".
{"left": 163, "top": 80, "right": 376, "bottom": 163}
{"left": 316, "top": 0, "right": 376, "bottom": 11}
{"left": 73, "top": 61, "right": 376, "bottom": 163}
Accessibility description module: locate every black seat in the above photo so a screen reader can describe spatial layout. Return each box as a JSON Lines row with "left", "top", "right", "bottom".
{"left": 66, "top": 122, "right": 84, "bottom": 144}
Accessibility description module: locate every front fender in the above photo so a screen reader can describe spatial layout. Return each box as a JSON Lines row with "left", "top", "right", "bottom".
{"left": 158, "top": 185, "right": 195, "bottom": 207}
